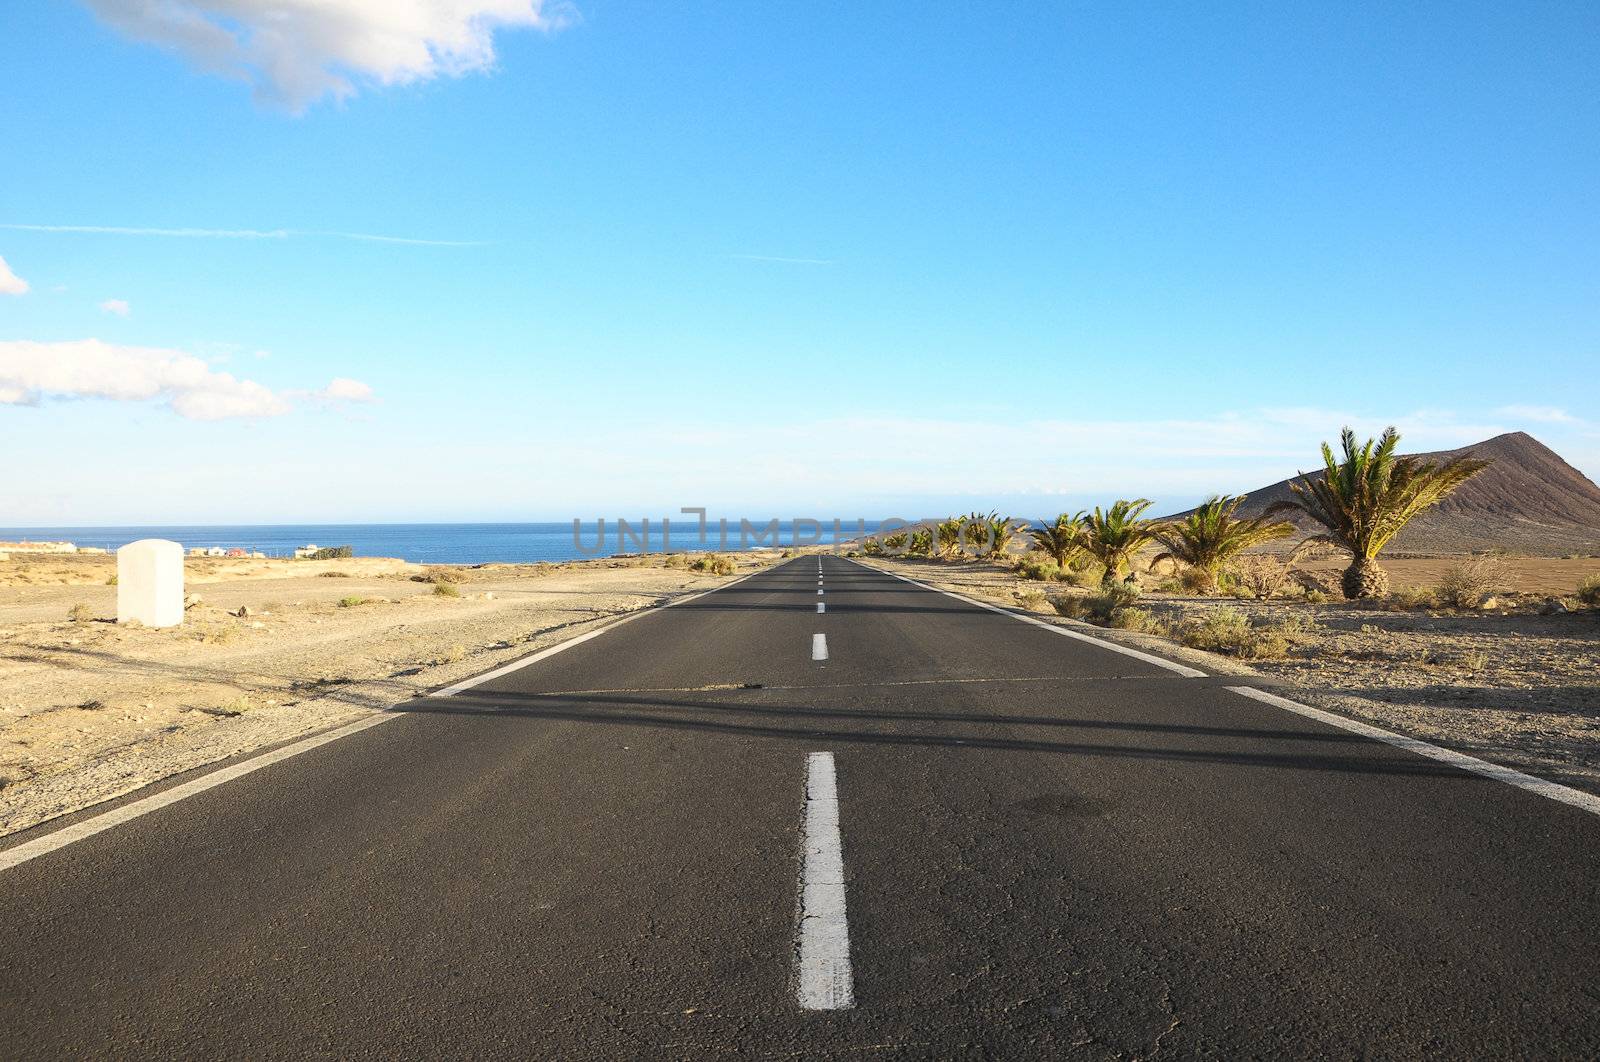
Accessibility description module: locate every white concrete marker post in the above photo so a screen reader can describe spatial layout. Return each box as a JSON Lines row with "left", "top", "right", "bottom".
{"left": 117, "top": 538, "right": 184, "bottom": 627}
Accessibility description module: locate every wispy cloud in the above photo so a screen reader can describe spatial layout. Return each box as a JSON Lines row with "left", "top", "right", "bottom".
{"left": 1494, "top": 404, "right": 1580, "bottom": 425}
{"left": 82, "top": 0, "right": 571, "bottom": 112}
{"left": 2, "top": 223, "right": 483, "bottom": 247}
{"left": 0, "top": 254, "right": 30, "bottom": 295}
{"left": 725, "top": 253, "right": 836, "bottom": 266}
{"left": 0, "top": 338, "right": 375, "bottom": 421}
{"left": 99, "top": 298, "right": 131, "bottom": 316}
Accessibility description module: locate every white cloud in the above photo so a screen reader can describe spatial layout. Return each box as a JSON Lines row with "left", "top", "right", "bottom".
{"left": 83, "top": 0, "right": 571, "bottom": 110}
{"left": 317, "top": 377, "right": 376, "bottom": 402}
{"left": 0, "top": 254, "right": 29, "bottom": 295}
{"left": 0, "top": 338, "right": 375, "bottom": 421}
{"left": 1494, "top": 404, "right": 1579, "bottom": 425}
{"left": 100, "top": 298, "right": 131, "bottom": 316}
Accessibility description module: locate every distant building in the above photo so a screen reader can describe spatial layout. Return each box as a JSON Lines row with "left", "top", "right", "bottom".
{"left": 189, "top": 547, "right": 208, "bottom": 557}
{"left": 226, "top": 548, "right": 246, "bottom": 558}
{"left": 293, "top": 544, "right": 321, "bottom": 559}
{"left": 205, "top": 546, "right": 226, "bottom": 557}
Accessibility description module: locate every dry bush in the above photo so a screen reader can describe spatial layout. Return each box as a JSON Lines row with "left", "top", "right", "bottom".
{"left": 690, "top": 554, "right": 737, "bottom": 576}
{"left": 1225, "top": 555, "right": 1292, "bottom": 600}
{"left": 1437, "top": 555, "right": 1509, "bottom": 608}
{"left": 432, "top": 582, "right": 461, "bottom": 598}
{"left": 1014, "top": 588, "right": 1049, "bottom": 611}
{"left": 1180, "top": 608, "right": 1289, "bottom": 659}
{"left": 662, "top": 553, "right": 690, "bottom": 570}
{"left": 1051, "top": 594, "right": 1090, "bottom": 620}
{"left": 1388, "top": 585, "right": 1437, "bottom": 610}
{"left": 67, "top": 602, "right": 93, "bottom": 623}
{"left": 426, "top": 566, "right": 465, "bottom": 584}
{"left": 1177, "top": 566, "right": 1216, "bottom": 595}
{"left": 1574, "top": 574, "right": 1600, "bottom": 608}
{"left": 1015, "top": 558, "right": 1063, "bottom": 582}
{"left": 318, "top": 571, "right": 352, "bottom": 578}
{"left": 337, "top": 596, "right": 367, "bottom": 608}
{"left": 1110, "top": 606, "right": 1168, "bottom": 635}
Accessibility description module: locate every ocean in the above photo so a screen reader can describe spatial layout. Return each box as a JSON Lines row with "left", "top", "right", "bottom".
{"left": 0, "top": 521, "right": 892, "bottom": 565}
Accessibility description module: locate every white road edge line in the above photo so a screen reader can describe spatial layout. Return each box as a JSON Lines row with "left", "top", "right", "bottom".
{"left": 797, "top": 751, "right": 854, "bottom": 1010}
{"left": 812, "top": 633, "right": 828, "bottom": 661}
{"left": 850, "top": 559, "right": 1205, "bottom": 679}
{"left": 0, "top": 563, "right": 775, "bottom": 873}
{"left": 1229, "top": 685, "right": 1600, "bottom": 818}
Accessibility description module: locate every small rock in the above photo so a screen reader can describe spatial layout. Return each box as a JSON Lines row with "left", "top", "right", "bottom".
{"left": 1539, "top": 598, "right": 1568, "bottom": 616}
{"left": 1479, "top": 596, "right": 1499, "bottom": 610}
{"left": 482, "top": 592, "right": 495, "bottom": 600}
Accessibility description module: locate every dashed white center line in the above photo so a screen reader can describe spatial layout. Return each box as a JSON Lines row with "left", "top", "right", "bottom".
{"left": 812, "top": 633, "right": 828, "bottom": 660}
{"left": 817, "top": 589, "right": 824, "bottom": 595}
{"left": 796, "top": 751, "right": 854, "bottom": 1010}
{"left": 817, "top": 602, "right": 825, "bottom": 613}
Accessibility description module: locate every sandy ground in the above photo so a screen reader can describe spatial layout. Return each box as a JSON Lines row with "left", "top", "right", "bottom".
{"left": 0, "top": 551, "right": 781, "bottom": 838}
{"left": 860, "top": 554, "right": 1600, "bottom": 795}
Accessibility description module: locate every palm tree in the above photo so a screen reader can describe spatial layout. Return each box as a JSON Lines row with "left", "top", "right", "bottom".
{"left": 936, "top": 519, "right": 963, "bottom": 559}
{"left": 1152, "top": 495, "right": 1293, "bottom": 592}
{"left": 908, "top": 529, "right": 933, "bottom": 557}
{"left": 1080, "top": 499, "right": 1165, "bottom": 586}
{"left": 985, "top": 515, "right": 1027, "bottom": 559}
{"left": 1029, "top": 513, "right": 1085, "bottom": 571}
{"left": 960, "top": 511, "right": 994, "bottom": 558}
{"left": 1266, "top": 427, "right": 1489, "bottom": 599}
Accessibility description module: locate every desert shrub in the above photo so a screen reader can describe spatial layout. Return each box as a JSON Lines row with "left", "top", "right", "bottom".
{"left": 690, "top": 554, "right": 737, "bottom": 576}
{"left": 1180, "top": 608, "right": 1289, "bottom": 659}
{"left": 337, "top": 595, "right": 367, "bottom": 608}
{"left": 1388, "top": 585, "right": 1437, "bottom": 610}
{"left": 319, "top": 571, "right": 352, "bottom": 578}
{"left": 425, "top": 566, "right": 464, "bottom": 584}
{"left": 1302, "top": 588, "right": 1330, "bottom": 604}
{"left": 1050, "top": 584, "right": 1142, "bottom": 625}
{"left": 68, "top": 602, "right": 93, "bottom": 623}
{"left": 1015, "top": 559, "right": 1063, "bottom": 582}
{"left": 1458, "top": 648, "right": 1489, "bottom": 673}
{"left": 1272, "top": 611, "right": 1321, "bottom": 637}
{"left": 1014, "top": 588, "right": 1049, "bottom": 611}
{"left": 1177, "top": 565, "right": 1216, "bottom": 595}
{"left": 1436, "top": 555, "right": 1509, "bottom": 609}
{"left": 307, "top": 546, "right": 353, "bottom": 561}
{"left": 105, "top": 574, "right": 118, "bottom": 586}
{"left": 1110, "top": 606, "right": 1168, "bottom": 635}
{"left": 432, "top": 582, "right": 461, "bottom": 598}
{"left": 1226, "top": 555, "right": 1292, "bottom": 600}
{"left": 1051, "top": 595, "right": 1090, "bottom": 620}
{"left": 662, "top": 552, "right": 690, "bottom": 569}
{"left": 1061, "top": 565, "right": 1101, "bottom": 589}
{"left": 1578, "top": 575, "right": 1600, "bottom": 608}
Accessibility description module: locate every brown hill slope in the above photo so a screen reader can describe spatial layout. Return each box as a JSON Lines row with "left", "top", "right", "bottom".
{"left": 1208, "top": 432, "right": 1600, "bottom": 556}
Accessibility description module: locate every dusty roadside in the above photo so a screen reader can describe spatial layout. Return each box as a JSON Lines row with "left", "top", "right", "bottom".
{"left": 858, "top": 554, "right": 1600, "bottom": 796}
{"left": 0, "top": 551, "right": 780, "bottom": 838}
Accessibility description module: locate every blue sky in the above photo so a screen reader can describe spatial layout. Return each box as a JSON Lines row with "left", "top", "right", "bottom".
{"left": 2, "top": 1, "right": 1596, "bottom": 525}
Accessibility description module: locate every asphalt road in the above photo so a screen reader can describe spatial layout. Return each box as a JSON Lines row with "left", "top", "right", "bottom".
{"left": 3, "top": 555, "right": 1598, "bottom": 1058}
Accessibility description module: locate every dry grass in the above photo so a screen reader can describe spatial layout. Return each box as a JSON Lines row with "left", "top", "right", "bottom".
{"left": 67, "top": 602, "right": 93, "bottom": 623}
{"left": 432, "top": 582, "right": 461, "bottom": 598}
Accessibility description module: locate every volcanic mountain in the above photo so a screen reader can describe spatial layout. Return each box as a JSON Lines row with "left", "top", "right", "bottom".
{"left": 1214, "top": 432, "right": 1600, "bottom": 556}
